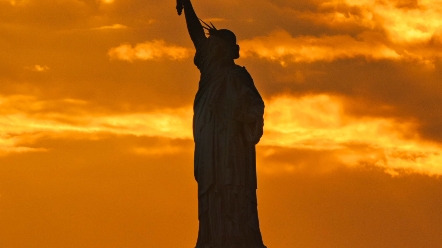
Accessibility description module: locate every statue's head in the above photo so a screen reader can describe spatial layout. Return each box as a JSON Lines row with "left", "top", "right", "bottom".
{"left": 201, "top": 20, "right": 240, "bottom": 60}
{"left": 211, "top": 29, "right": 240, "bottom": 60}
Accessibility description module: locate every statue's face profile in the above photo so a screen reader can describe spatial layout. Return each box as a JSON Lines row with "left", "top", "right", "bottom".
{"left": 232, "top": 44, "right": 240, "bottom": 59}
{"left": 217, "top": 43, "right": 240, "bottom": 60}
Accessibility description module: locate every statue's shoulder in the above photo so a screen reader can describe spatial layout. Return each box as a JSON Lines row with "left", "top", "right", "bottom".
{"left": 228, "top": 65, "right": 258, "bottom": 93}
{"left": 232, "top": 65, "right": 247, "bottom": 72}
{"left": 230, "top": 65, "right": 251, "bottom": 77}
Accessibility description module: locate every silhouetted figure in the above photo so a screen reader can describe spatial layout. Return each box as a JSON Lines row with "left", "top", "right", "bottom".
{"left": 178, "top": 0, "right": 266, "bottom": 247}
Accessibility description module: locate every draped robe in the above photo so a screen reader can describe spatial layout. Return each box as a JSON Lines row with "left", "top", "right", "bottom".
{"left": 193, "top": 36, "right": 266, "bottom": 248}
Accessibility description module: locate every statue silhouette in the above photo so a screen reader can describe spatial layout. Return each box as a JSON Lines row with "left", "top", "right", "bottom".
{"left": 178, "top": 0, "right": 266, "bottom": 247}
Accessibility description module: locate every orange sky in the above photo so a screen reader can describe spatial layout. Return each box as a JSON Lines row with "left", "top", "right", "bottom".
{"left": 1, "top": 0, "right": 442, "bottom": 247}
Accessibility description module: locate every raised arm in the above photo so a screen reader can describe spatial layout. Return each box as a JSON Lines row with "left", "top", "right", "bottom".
{"left": 180, "top": 0, "right": 206, "bottom": 49}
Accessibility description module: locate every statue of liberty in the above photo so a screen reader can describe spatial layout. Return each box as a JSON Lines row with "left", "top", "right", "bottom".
{"left": 177, "top": 1, "right": 267, "bottom": 247}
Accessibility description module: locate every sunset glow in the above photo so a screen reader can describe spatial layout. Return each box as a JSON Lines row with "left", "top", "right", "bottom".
{"left": 1, "top": 0, "right": 442, "bottom": 247}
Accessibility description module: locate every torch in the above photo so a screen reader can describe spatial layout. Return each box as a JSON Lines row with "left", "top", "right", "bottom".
{"left": 176, "top": 0, "right": 183, "bottom": 15}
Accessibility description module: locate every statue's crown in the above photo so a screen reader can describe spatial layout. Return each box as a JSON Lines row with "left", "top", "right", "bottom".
{"left": 200, "top": 19, "right": 236, "bottom": 45}
{"left": 200, "top": 19, "right": 218, "bottom": 36}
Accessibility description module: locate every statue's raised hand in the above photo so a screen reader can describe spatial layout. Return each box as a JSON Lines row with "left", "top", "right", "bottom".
{"left": 177, "top": 0, "right": 191, "bottom": 15}
{"left": 176, "top": 0, "right": 183, "bottom": 15}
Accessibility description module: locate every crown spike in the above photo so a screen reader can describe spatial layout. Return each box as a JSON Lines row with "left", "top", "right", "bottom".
{"left": 199, "top": 19, "right": 217, "bottom": 31}
{"left": 199, "top": 19, "right": 219, "bottom": 36}
{"left": 199, "top": 19, "right": 211, "bottom": 28}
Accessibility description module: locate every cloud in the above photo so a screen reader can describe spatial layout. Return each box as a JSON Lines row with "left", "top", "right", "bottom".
{"left": 0, "top": 134, "right": 48, "bottom": 156}
{"left": 236, "top": 0, "right": 442, "bottom": 66}
{"left": 108, "top": 40, "right": 192, "bottom": 62}
{"left": 201, "top": 18, "right": 226, "bottom": 23}
{"left": 303, "top": 7, "right": 377, "bottom": 30}
{"left": 0, "top": 94, "right": 192, "bottom": 155}
{"left": 2, "top": 93, "right": 442, "bottom": 176}
{"left": 262, "top": 94, "right": 442, "bottom": 175}
{"left": 0, "top": 94, "right": 192, "bottom": 134}
{"left": 24, "top": 65, "right": 50, "bottom": 72}
{"left": 93, "top": 24, "right": 128, "bottom": 30}
{"left": 239, "top": 29, "right": 442, "bottom": 66}
{"left": 334, "top": 0, "right": 442, "bottom": 44}
{"left": 3, "top": 0, "right": 16, "bottom": 6}
{"left": 239, "top": 30, "right": 401, "bottom": 65}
